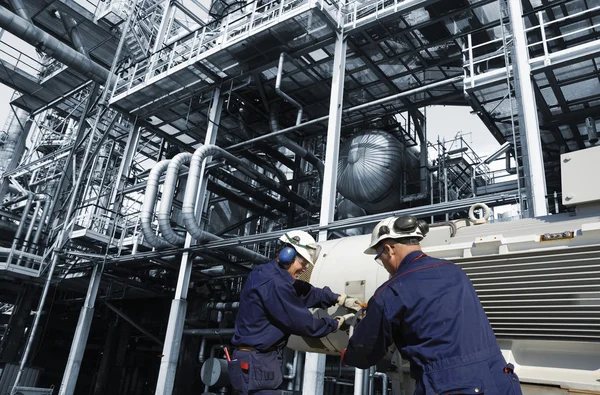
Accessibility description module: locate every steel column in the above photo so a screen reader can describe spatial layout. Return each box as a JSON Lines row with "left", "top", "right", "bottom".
{"left": 154, "top": 87, "right": 223, "bottom": 395}
{"left": 58, "top": 264, "right": 103, "bottom": 395}
{"left": 507, "top": 0, "right": 548, "bottom": 217}
{"left": 306, "top": 30, "right": 347, "bottom": 395}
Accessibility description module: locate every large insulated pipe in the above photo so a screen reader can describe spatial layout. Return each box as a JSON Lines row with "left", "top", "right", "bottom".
{"left": 0, "top": 6, "right": 110, "bottom": 84}
{"left": 181, "top": 146, "right": 270, "bottom": 263}
{"left": 59, "top": 12, "right": 88, "bottom": 56}
{"left": 269, "top": 104, "right": 325, "bottom": 182}
{"left": 141, "top": 160, "right": 176, "bottom": 249}
{"left": 157, "top": 151, "right": 290, "bottom": 245}
{"left": 7, "top": 0, "right": 28, "bottom": 20}
{"left": 158, "top": 153, "right": 192, "bottom": 245}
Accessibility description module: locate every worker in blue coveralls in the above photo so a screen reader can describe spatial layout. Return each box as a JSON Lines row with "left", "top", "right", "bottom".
{"left": 230, "top": 230, "right": 363, "bottom": 394}
{"left": 342, "top": 215, "right": 523, "bottom": 395}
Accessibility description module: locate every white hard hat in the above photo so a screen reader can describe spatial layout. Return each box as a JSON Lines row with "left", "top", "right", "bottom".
{"left": 364, "top": 216, "right": 429, "bottom": 254}
{"left": 279, "top": 230, "right": 322, "bottom": 266}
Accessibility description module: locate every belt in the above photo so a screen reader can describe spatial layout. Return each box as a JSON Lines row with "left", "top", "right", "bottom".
{"left": 237, "top": 344, "right": 285, "bottom": 353}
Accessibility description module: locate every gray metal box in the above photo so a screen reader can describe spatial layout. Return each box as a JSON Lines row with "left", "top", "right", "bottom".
{"left": 561, "top": 145, "right": 600, "bottom": 206}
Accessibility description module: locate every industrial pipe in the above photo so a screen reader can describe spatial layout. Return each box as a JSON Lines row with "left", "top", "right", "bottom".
{"left": 269, "top": 104, "right": 325, "bottom": 182}
{"left": 140, "top": 160, "right": 176, "bottom": 249}
{"left": 6, "top": 193, "right": 33, "bottom": 265}
{"left": 157, "top": 153, "right": 192, "bottom": 245}
{"left": 59, "top": 11, "right": 88, "bottom": 56}
{"left": 7, "top": 0, "right": 28, "bottom": 20}
{"left": 181, "top": 145, "right": 314, "bottom": 258}
{"left": 372, "top": 371, "right": 388, "bottom": 394}
{"left": 276, "top": 52, "right": 303, "bottom": 125}
{"left": 0, "top": 6, "right": 110, "bottom": 84}
{"left": 182, "top": 328, "right": 235, "bottom": 336}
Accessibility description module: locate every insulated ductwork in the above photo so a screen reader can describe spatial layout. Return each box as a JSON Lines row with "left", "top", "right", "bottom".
{"left": 158, "top": 153, "right": 192, "bottom": 245}
{"left": 141, "top": 160, "right": 176, "bottom": 249}
{"left": 337, "top": 131, "right": 414, "bottom": 213}
{"left": 0, "top": 6, "right": 110, "bottom": 84}
{"left": 181, "top": 145, "right": 270, "bottom": 263}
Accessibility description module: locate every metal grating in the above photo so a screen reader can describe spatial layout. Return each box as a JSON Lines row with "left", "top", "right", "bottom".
{"left": 455, "top": 245, "right": 600, "bottom": 342}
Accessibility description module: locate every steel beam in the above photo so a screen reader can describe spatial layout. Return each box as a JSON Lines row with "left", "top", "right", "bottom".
{"left": 507, "top": 0, "right": 548, "bottom": 217}
{"left": 154, "top": 87, "right": 223, "bottom": 395}
{"left": 58, "top": 265, "right": 103, "bottom": 395}
{"left": 305, "top": 29, "right": 347, "bottom": 395}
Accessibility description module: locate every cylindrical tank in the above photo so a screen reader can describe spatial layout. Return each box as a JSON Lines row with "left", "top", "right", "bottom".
{"left": 337, "top": 131, "right": 420, "bottom": 213}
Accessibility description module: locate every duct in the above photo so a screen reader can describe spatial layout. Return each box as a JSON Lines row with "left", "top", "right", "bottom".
{"left": 284, "top": 350, "right": 299, "bottom": 381}
{"left": 140, "top": 160, "right": 176, "bottom": 249}
{"left": 0, "top": 109, "right": 31, "bottom": 181}
{"left": 59, "top": 11, "right": 88, "bottom": 56}
{"left": 336, "top": 198, "right": 366, "bottom": 237}
{"left": 157, "top": 153, "right": 192, "bottom": 245}
{"left": 200, "top": 266, "right": 226, "bottom": 276}
{"left": 0, "top": 7, "right": 110, "bottom": 84}
{"left": 6, "top": 193, "right": 32, "bottom": 265}
{"left": 211, "top": 170, "right": 287, "bottom": 213}
{"left": 207, "top": 179, "right": 281, "bottom": 220}
{"left": 236, "top": 112, "right": 287, "bottom": 183}
{"left": 276, "top": 53, "right": 303, "bottom": 125}
{"left": 7, "top": 0, "right": 28, "bottom": 21}
{"left": 182, "top": 145, "right": 316, "bottom": 238}
{"left": 30, "top": 194, "right": 51, "bottom": 255}
{"left": 156, "top": 152, "right": 286, "bottom": 246}
{"left": 206, "top": 302, "right": 239, "bottom": 310}
{"left": 269, "top": 104, "right": 325, "bottom": 182}
{"left": 181, "top": 146, "right": 273, "bottom": 263}
{"left": 182, "top": 328, "right": 235, "bottom": 336}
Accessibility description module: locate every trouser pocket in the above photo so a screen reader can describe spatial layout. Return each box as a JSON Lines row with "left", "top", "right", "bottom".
{"left": 248, "top": 349, "right": 283, "bottom": 391}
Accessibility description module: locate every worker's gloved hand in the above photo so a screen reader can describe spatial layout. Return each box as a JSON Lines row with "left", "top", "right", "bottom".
{"left": 335, "top": 313, "right": 356, "bottom": 331}
{"left": 337, "top": 294, "right": 364, "bottom": 312}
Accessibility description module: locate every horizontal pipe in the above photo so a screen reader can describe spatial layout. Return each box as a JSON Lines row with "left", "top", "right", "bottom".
{"left": 182, "top": 328, "right": 235, "bottom": 336}
{"left": 0, "top": 6, "right": 110, "bottom": 84}
{"left": 227, "top": 76, "right": 464, "bottom": 150}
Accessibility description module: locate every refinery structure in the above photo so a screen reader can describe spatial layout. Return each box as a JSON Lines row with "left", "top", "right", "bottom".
{"left": 0, "top": 0, "right": 599, "bottom": 394}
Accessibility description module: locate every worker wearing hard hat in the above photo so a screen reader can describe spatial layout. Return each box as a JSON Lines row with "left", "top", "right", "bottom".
{"left": 230, "top": 230, "right": 363, "bottom": 394}
{"left": 342, "top": 216, "right": 523, "bottom": 395}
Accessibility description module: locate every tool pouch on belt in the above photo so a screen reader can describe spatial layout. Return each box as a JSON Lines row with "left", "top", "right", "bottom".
{"left": 247, "top": 349, "right": 284, "bottom": 391}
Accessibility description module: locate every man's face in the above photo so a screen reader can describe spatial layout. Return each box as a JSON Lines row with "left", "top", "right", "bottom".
{"left": 374, "top": 243, "right": 397, "bottom": 275}
{"left": 287, "top": 255, "right": 309, "bottom": 279}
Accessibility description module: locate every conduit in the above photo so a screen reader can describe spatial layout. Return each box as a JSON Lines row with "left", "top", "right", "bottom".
{"left": 182, "top": 145, "right": 316, "bottom": 252}
{"left": 157, "top": 153, "right": 192, "bottom": 246}
{"left": 141, "top": 160, "right": 176, "bottom": 249}
{"left": 0, "top": 6, "right": 110, "bottom": 84}
{"left": 269, "top": 104, "right": 325, "bottom": 182}
{"left": 142, "top": 152, "right": 269, "bottom": 263}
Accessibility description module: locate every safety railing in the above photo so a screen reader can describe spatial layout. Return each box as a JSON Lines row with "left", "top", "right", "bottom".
{"left": 345, "top": 0, "right": 422, "bottom": 30}
{"left": 525, "top": 5, "right": 600, "bottom": 66}
{"left": 110, "top": 0, "right": 340, "bottom": 100}
{"left": 463, "top": 4, "right": 600, "bottom": 88}
{"left": 0, "top": 41, "right": 43, "bottom": 77}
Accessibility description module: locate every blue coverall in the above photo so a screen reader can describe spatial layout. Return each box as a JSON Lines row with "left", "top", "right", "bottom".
{"left": 343, "top": 251, "right": 523, "bottom": 395}
{"left": 230, "top": 259, "right": 339, "bottom": 394}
